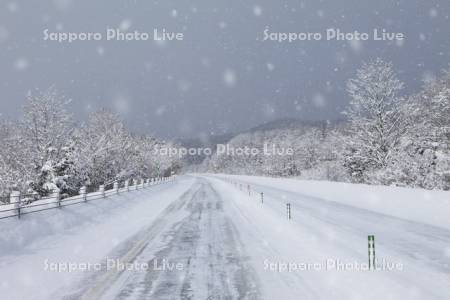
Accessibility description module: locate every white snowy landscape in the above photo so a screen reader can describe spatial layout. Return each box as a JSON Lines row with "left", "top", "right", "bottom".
{"left": 1, "top": 175, "right": 450, "bottom": 299}
{"left": 1, "top": 0, "right": 449, "bottom": 299}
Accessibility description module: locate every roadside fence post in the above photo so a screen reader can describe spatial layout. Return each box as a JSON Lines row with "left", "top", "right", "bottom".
{"left": 114, "top": 182, "right": 119, "bottom": 194}
{"left": 261, "top": 192, "right": 264, "bottom": 204}
{"left": 125, "top": 180, "right": 130, "bottom": 192}
{"left": 54, "top": 190, "right": 61, "bottom": 208}
{"left": 286, "top": 203, "right": 291, "bottom": 220}
{"left": 10, "top": 191, "right": 21, "bottom": 219}
{"left": 99, "top": 185, "right": 105, "bottom": 198}
{"left": 80, "top": 186, "right": 87, "bottom": 202}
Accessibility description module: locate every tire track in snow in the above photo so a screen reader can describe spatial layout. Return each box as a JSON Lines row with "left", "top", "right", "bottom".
{"left": 67, "top": 178, "right": 260, "bottom": 300}
{"left": 62, "top": 182, "right": 202, "bottom": 300}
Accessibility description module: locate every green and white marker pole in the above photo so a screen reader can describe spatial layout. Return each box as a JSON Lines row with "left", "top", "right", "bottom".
{"left": 368, "top": 235, "right": 376, "bottom": 270}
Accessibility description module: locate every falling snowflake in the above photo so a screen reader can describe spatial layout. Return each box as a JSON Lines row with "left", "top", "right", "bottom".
{"left": 154, "top": 39, "right": 167, "bottom": 47}
{"left": 155, "top": 105, "right": 167, "bottom": 116}
{"left": 177, "top": 80, "right": 192, "bottom": 92}
{"left": 201, "top": 57, "right": 210, "bottom": 67}
{"left": 312, "top": 93, "right": 326, "bottom": 108}
{"left": 113, "top": 95, "right": 130, "bottom": 115}
{"left": 56, "top": 23, "right": 64, "bottom": 31}
{"left": 119, "top": 19, "right": 132, "bottom": 31}
{"left": 429, "top": 8, "right": 438, "bottom": 18}
{"left": 395, "top": 39, "right": 404, "bottom": 47}
{"left": 253, "top": 5, "right": 262, "bottom": 16}
{"left": 348, "top": 39, "right": 363, "bottom": 53}
{"left": 336, "top": 51, "right": 347, "bottom": 64}
{"left": 294, "top": 100, "right": 302, "bottom": 111}
{"left": 96, "top": 46, "right": 105, "bottom": 56}
{"left": 223, "top": 69, "right": 237, "bottom": 87}
{"left": 7, "top": 2, "right": 19, "bottom": 13}
{"left": 218, "top": 21, "right": 227, "bottom": 29}
{"left": 14, "top": 58, "right": 29, "bottom": 71}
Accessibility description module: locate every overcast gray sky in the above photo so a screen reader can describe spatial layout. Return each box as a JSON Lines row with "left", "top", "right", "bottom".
{"left": 0, "top": 0, "right": 449, "bottom": 138}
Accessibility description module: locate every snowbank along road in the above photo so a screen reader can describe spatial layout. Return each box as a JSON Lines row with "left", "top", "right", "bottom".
{"left": 1, "top": 174, "right": 450, "bottom": 299}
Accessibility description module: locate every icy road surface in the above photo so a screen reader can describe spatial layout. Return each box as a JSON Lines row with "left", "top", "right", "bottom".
{"left": 1, "top": 175, "right": 450, "bottom": 299}
{"left": 71, "top": 179, "right": 260, "bottom": 300}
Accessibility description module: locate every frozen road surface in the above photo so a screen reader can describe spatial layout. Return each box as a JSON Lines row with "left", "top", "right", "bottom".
{"left": 76, "top": 179, "right": 260, "bottom": 300}
{"left": 1, "top": 175, "right": 450, "bottom": 299}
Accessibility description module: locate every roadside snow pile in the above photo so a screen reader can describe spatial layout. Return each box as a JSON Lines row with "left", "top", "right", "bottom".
{"left": 212, "top": 174, "right": 450, "bottom": 230}
{"left": 0, "top": 179, "right": 192, "bottom": 253}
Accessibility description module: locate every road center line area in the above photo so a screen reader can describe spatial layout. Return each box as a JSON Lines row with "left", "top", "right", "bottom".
{"left": 70, "top": 178, "right": 261, "bottom": 300}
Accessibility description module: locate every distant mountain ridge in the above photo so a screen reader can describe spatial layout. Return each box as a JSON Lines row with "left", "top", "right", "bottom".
{"left": 244, "top": 118, "right": 332, "bottom": 133}
{"left": 177, "top": 117, "right": 344, "bottom": 149}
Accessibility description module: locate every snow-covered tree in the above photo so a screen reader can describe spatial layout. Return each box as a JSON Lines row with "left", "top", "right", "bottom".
{"left": 0, "top": 121, "right": 30, "bottom": 196}
{"left": 150, "top": 140, "right": 184, "bottom": 176}
{"left": 343, "top": 58, "right": 406, "bottom": 184}
{"left": 19, "top": 88, "right": 75, "bottom": 196}
{"left": 29, "top": 146, "right": 78, "bottom": 197}
{"left": 394, "top": 69, "right": 450, "bottom": 189}
{"left": 73, "top": 109, "right": 133, "bottom": 189}
{"left": 0, "top": 89, "right": 183, "bottom": 199}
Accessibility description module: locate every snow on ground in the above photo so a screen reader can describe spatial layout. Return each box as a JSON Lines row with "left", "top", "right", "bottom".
{"left": 1, "top": 174, "right": 450, "bottom": 299}
{"left": 0, "top": 176, "right": 195, "bottom": 300}
{"left": 211, "top": 174, "right": 450, "bottom": 230}
{"left": 205, "top": 175, "right": 450, "bottom": 300}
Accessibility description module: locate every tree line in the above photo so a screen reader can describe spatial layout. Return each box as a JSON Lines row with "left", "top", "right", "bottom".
{"left": 203, "top": 59, "right": 450, "bottom": 190}
{"left": 0, "top": 89, "right": 182, "bottom": 199}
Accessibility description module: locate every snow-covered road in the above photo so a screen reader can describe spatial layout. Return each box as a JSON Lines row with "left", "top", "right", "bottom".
{"left": 1, "top": 175, "right": 450, "bottom": 299}
{"left": 73, "top": 179, "right": 260, "bottom": 300}
{"left": 207, "top": 175, "right": 450, "bottom": 299}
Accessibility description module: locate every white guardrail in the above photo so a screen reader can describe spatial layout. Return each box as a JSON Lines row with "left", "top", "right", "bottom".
{"left": 0, "top": 176, "right": 175, "bottom": 220}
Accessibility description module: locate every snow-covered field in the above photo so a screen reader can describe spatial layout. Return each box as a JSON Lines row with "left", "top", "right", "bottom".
{"left": 1, "top": 174, "right": 450, "bottom": 299}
